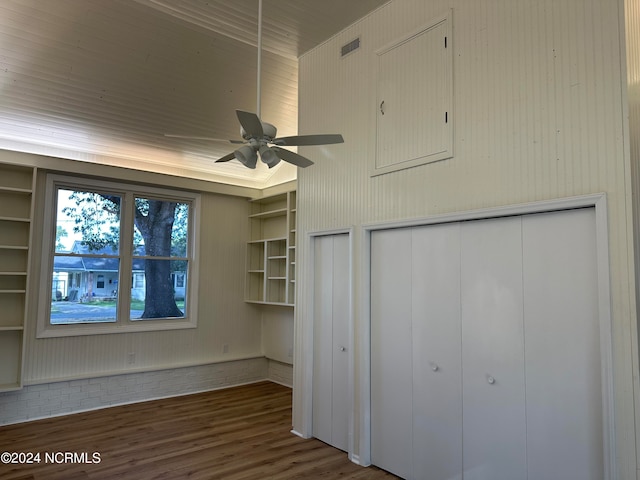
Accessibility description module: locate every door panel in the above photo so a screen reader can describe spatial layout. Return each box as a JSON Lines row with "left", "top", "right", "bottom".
{"left": 522, "top": 208, "right": 603, "bottom": 479}
{"left": 313, "top": 236, "right": 334, "bottom": 445}
{"left": 412, "top": 223, "right": 463, "bottom": 480}
{"left": 313, "top": 234, "right": 350, "bottom": 452}
{"left": 460, "top": 217, "right": 527, "bottom": 480}
{"left": 371, "top": 228, "right": 413, "bottom": 479}
{"left": 331, "top": 234, "right": 349, "bottom": 451}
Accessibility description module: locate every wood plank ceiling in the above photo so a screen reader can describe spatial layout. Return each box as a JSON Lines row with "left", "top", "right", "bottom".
{"left": 0, "top": 0, "right": 388, "bottom": 188}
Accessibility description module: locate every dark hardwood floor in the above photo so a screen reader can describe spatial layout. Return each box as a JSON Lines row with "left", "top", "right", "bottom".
{"left": 0, "top": 381, "right": 398, "bottom": 480}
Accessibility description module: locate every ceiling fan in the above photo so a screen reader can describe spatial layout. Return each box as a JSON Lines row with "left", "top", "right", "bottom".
{"left": 166, "top": 0, "right": 344, "bottom": 169}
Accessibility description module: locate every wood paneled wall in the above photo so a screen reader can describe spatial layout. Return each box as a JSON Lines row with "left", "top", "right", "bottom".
{"left": 294, "top": 0, "right": 638, "bottom": 477}
{"left": 625, "top": 0, "right": 640, "bottom": 471}
{"left": 12, "top": 154, "right": 264, "bottom": 384}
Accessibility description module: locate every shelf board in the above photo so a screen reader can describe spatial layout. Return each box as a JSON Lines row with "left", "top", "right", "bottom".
{"left": 249, "top": 208, "right": 288, "bottom": 219}
{"left": 268, "top": 255, "right": 287, "bottom": 260}
{"left": 0, "top": 290, "right": 26, "bottom": 294}
{"left": 250, "top": 193, "right": 287, "bottom": 203}
{"left": 0, "top": 325, "right": 24, "bottom": 331}
{"left": 0, "top": 245, "right": 28, "bottom": 250}
{"left": 245, "top": 300, "right": 294, "bottom": 307}
{"left": 248, "top": 269, "right": 265, "bottom": 274}
{"left": 0, "top": 186, "right": 32, "bottom": 194}
{"left": 267, "top": 276, "right": 287, "bottom": 280}
{"left": 288, "top": 245, "right": 296, "bottom": 250}
{"left": 0, "top": 215, "right": 30, "bottom": 223}
{"left": 248, "top": 237, "right": 286, "bottom": 244}
{"left": 0, "top": 272, "right": 27, "bottom": 276}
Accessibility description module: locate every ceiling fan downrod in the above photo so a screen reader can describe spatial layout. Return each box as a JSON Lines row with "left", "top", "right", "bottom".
{"left": 256, "top": 0, "right": 262, "bottom": 119}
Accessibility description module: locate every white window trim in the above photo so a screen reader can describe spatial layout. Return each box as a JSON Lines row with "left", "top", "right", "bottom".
{"left": 36, "top": 174, "right": 201, "bottom": 338}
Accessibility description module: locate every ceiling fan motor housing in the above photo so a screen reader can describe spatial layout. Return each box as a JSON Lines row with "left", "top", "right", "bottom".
{"left": 240, "top": 122, "right": 277, "bottom": 141}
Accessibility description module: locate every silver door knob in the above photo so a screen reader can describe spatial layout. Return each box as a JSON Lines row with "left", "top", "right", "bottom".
{"left": 339, "top": 346, "right": 346, "bottom": 352}
{"left": 430, "top": 362, "right": 439, "bottom": 372}
{"left": 487, "top": 375, "right": 495, "bottom": 385}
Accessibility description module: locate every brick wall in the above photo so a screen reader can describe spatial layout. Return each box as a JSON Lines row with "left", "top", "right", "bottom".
{"left": 0, "top": 357, "right": 271, "bottom": 425}
{"left": 267, "top": 359, "right": 293, "bottom": 387}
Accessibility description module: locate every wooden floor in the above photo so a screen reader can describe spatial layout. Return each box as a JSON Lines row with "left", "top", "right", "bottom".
{"left": 0, "top": 381, "right": 398, "bottom": 480}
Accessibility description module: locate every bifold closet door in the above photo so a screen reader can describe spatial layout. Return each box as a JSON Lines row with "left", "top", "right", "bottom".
{"left": 312, "top": 234, "right": 349, "bottom": 451}
{"left": 522, "top": 208, "right": 603, "bottom": 479}
{"left": 370, "top": 208, "right": 604, "bottom": 479}
{"left": 412, "top": 223, "right": 462, "bottom": 480}
{"left": 371, "top": 224, "right": 462, "bottom": 480}
{"left": 460, "top": 216, "right": 527, "bottom": 480}
{"left": 371, "top": 228, "right": 413, "bottom": 479}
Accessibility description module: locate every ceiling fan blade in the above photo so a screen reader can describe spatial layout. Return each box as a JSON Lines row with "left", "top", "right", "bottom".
{"left": 236, "top": 110, "right": 264, "bottom": 138}
{"left": 271, "top": 147, "right": 314, "bottom": 168}
{"left": 273, "top": 133, "right": 344, "bottom": 146}
{"left": 164, "top": 134, "right": 244, "bottom": 144}
{"left": 215, "top": 152, "right": 237, "bottom": 163}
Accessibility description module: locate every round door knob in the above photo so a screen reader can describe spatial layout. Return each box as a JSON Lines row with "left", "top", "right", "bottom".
{"left": 430, "top": 362, "right": 439, "bottom": 372}
{"left": 487, "top": 375, "right": 495, "bottom": 385}
{"left": 339, "top": 346, "right": 346, "bottom": 352}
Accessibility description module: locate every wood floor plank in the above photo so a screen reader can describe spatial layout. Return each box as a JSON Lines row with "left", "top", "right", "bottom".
{"left": 0, "top": 382, "right": 398, "bottom": 480}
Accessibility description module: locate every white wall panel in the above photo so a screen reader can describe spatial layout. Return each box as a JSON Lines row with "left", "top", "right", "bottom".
{"left": 294, "top": 0, "right": 637, "bottom": 475}
{"left": 261, "top": 307, "right": 294, "bottom": 365}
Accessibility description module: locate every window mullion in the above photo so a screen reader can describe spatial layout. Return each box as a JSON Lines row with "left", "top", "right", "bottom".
{"left": 117, "top": 191, "right": 135, "bottom": 323}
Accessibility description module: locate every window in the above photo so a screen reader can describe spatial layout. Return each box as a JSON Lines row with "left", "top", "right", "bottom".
{"left": 37, "top": 174, "right": 200, "bottom": 337}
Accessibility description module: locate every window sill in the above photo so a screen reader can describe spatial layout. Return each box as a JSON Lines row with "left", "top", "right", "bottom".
{"left": 36, "top": 317, "right": 197, "bottom": 338}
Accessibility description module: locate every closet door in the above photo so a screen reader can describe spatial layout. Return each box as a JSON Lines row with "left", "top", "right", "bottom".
{"left": 522, "top": 208, "right": 603, "bottom": 479}
{"left": 460, "top": 217, "right": 527, "bottom": 480}
{"left": 313, "top": 234, "right": 349, "bottom": 451}
{"left": 371, "top": 228, "right": 413, "bottom": 479}
{"left": 412, "top": 223, "right": 462, "bottom": 480}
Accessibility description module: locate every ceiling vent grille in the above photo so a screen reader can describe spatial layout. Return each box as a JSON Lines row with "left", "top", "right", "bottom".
{"left": 341, "top": 37, "right": 360, "bottom": 57}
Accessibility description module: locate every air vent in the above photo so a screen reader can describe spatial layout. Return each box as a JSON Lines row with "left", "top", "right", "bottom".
{"left": 341, "top": 37, "right": 360, "bottom": 57}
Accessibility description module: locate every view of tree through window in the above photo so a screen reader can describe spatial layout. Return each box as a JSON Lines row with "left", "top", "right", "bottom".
{"left": 49, "top": 185, "right": 191, "bottom": 325}
{"left": 131, "top": 196, "right": 189, "bottom": 321}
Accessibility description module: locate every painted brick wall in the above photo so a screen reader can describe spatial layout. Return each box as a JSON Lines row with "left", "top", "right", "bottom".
{"left": 268, "top": 359, "right": 293, "bottom": 387}
{"left": 0, "top": 358, "right": 269, "bottom": 425}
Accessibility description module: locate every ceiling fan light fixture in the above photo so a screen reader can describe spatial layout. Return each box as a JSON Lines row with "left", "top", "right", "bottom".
{"left": 260, "top": 145, "right": 281, "bottom": 168}
{"left": 234, "top": 145, "right": 258, "bottom": 169}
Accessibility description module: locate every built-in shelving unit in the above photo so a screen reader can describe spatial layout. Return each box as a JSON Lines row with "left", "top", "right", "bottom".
{"left": 0, "top": 163, "right": 35, "bottom": 392}
{"left": 245, "top": 191, "right": 296, "bottom": 306}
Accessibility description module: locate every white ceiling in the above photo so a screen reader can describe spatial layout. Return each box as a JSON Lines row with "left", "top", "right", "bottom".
{"left": 0, "top": 0, "right": 388, "bottom": 188}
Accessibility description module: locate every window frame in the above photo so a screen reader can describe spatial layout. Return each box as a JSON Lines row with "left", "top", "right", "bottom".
{"left": 36, "top": 174, "right": 200, "bottom": 338}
